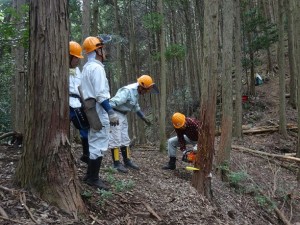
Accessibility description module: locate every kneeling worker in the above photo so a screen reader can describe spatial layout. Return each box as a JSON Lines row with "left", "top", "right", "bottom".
{"left": 162, "top": 112, "right": 200, "bottom": 170}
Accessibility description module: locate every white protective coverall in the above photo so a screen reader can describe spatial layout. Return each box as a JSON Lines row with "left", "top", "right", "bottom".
{"left": 69, "top": 67, "right": 82, "bottom": 108}
{"left": 108, "top": 82, "right": 141, "bottom": 148}
{"left": 81, "top": 53, "right": 110, "bottom": 159}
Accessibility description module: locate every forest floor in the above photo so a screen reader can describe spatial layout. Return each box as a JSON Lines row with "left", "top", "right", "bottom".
{"left": 1, "top": 72, "right": 300, "bottom": 225}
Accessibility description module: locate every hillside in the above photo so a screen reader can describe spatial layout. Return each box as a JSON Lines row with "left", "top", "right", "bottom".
{"left": 1, "top": 72, "right": 300, "bottom": 225}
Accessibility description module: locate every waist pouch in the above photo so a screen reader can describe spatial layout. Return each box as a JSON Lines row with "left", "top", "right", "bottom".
{"left": 83, "top": 98, "right": 103, "bottom": 131}
{"left": 71, "top": 107, "right": 90, "bottom": 130}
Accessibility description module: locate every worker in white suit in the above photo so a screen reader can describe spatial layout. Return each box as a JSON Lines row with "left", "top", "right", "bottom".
{"left": 109, "top": 75, "right": 158, "bottom": 172}
{"left": 69, "top": 41, "right": 90, "bottom": 164}
{"left": 81, "top": 36, "right": 119, "bottom": 190}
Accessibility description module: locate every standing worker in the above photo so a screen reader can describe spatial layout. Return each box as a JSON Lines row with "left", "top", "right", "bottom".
{"left": 81, "top": 36, "right": 119, "bottom": 190}
{"left": 162, "top": 112, "right": 200, "bottom": 170}
{"left": 69, "top": 41, "right": 90, "bottom": 164}
{"left": 109, "top": 75, "right": 158, "bottom": 172}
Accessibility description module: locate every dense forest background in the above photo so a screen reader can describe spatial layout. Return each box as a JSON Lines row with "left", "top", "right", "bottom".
{"left": 0, "top": 0, "right": 282, "bottom": 141}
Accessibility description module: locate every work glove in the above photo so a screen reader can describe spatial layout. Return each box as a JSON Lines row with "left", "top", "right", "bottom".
{"left": 143, "top": 117, "right": 151, "bottom": 126}
{"left": 108, "top": 109, "right": 119, "bottom": 126}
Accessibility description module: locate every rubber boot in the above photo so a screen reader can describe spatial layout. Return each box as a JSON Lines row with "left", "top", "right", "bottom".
{"left": 85, "top": 157, "right": 109, "bottom": 190}
{"left": 121, "top": 146, "right": 139, "bottom": 170}
{"left": 162, "top": 157, "right": 176, "bottom": 170}
{"left": 80, "top": 137, "right": 89, "bottom": 164}
{"left": 111, "top": 148, "right": 128, "bottom": 173}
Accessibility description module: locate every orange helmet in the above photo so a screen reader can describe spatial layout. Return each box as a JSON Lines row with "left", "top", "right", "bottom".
{"left": 82, "top": 36, "right": 103, "bottom": 54}
{"left": 172, "top": 112, "right": 186, "bottom": 129}
{"left": 137, "top": 75, "right": 155, "bottom": 89}
{"left": 69, "top": 41, "right": 83, "bottom": 58}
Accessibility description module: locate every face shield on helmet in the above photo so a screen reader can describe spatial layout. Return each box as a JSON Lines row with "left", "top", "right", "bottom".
{"left": 82, "top": 36, "right": 103, "bottom": 54}
{"left": 137, "top": 75, "right": 159, "bottom": 94}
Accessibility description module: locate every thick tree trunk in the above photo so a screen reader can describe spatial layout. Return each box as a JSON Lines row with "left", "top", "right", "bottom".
{"left": 191, "top": 0, "right": 219, "bottom": 201}
{"left": 15, "top": 0, "right": 85, "bottom": 214}
{"left": 217, "top": 0, "right": 234, "bottom": 179}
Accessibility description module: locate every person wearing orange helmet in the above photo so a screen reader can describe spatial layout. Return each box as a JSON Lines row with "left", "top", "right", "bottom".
{"left": 162, "top": 112, "right": 200, "bottom": 170}
{"left": 80, "top": 36, "right": 119, "bottom": 190}
{"left": 108, "top": 75, "right": 159, "bottom": 172}
{"left": 69, "top": 41, "right": 90, "bottom": 164}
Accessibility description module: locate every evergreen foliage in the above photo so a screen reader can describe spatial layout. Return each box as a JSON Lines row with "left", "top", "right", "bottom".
{"left": 142, "top": 12, "right": 163, "bottom": 32}
{"left": 0, "top": 1, "right": 28, "bottom": 132}
{"left": 165, "top": 44, "right": 186, "bottom": 61}
{"left": 241, "top": 1, "right": 278, "bottom": 70}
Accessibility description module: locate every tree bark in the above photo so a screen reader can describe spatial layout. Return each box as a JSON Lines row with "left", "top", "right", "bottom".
{"left": 277, "top": 0, "right": 288, "bottom": 138}
{"left": 82, "top": 0, "right": 90, "bottom": 40}
{"left": 191, "top": 0, "right": 219, "bottom": 201}
{"left": 15, "top": 0, "right": 85, "bottom": 214}
{"left": 217, "top": 0, "right": 234, "bottom": 179}
{"left": 91, "top": 0, "right": 99, "bottom": 36}
{"left": 293, "top": 0, "right": 300, "bottom": 183}
{"left": 284, "top": 0, "right": 296, "bottom": 109}
{"left": 158, "top": 0, "right": 167, "bottom": 152}
{"left": 233, "top": 0, "right": 243, "bottom": 138}
{"left": 12, "top": 0, "right": 26, "bottom": 138}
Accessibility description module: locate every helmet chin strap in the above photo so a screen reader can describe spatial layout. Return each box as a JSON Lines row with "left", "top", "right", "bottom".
{"left": 95, "top": 48, "right": 104, "bottom": 62}
{"left": 69, "top": 55, "right": 73, "bottom": 68}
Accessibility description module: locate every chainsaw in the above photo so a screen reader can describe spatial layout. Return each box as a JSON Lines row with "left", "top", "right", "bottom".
{"left": 182, "top": 149, "right": 197, "bottom": 163}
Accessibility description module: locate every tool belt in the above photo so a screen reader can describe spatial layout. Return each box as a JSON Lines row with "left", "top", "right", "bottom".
{"left": 71, "top": 107, "right": 90, "bottom": 130}
{"left": 83, "top": 98, "right": 103, "bottom": 131}
{"left": 70, "top": 94, "right": 82, "bottom": 103}
{"left": 113, "top": 108, "right": 128, "bottom": 115}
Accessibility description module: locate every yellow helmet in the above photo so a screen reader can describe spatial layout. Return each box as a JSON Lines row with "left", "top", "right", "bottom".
{"left": 82, "top": 36, "right": 103, "bottom": 54}
{"left": 137, "top": 75, "right": 155, "bottom": 89}
{"left": 172, "top": 112, "right": 186, "bottom": 129}
{"left": 69, "top": 41, "right": 83, "bottom": 58}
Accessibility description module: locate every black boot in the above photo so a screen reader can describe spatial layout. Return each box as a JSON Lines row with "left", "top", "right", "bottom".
{"left": 80, "top": 137, "right": 89, "bottom": 164}
{"left": 85, "top": 157, "right": 109, "bottom": 190}
{"left": 121, "top": 146, "right": 139, "bottom": 170}
{"left": 111, "top": 148, "right": 128, "bottom": 173}
{"left": 162, "top": 157, "right": 176, "bottom": 170}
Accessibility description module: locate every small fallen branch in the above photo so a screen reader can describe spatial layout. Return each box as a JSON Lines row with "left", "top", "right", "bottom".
{"left": 274, "top": 207, "right": 292, "bottom": 225}
{"left": 142, "top": 201, "right": 162, "bottom": 221}
{"left": 0, "top": 206, "right": 8, "bottom": 218}
{"left": 89, "top": 214, "right": 108, "bottom": 225}
{"left": 0, "top": 215, "right": 26, "bottom": 224}
{"left": 0, "top": 185, "right": 15, "bottom": 194}
{"left": 232, "top": 145, "right": 300, "bottom": 163}
{"left": 19, "top": 192, "right": 39, "bottom": 224}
